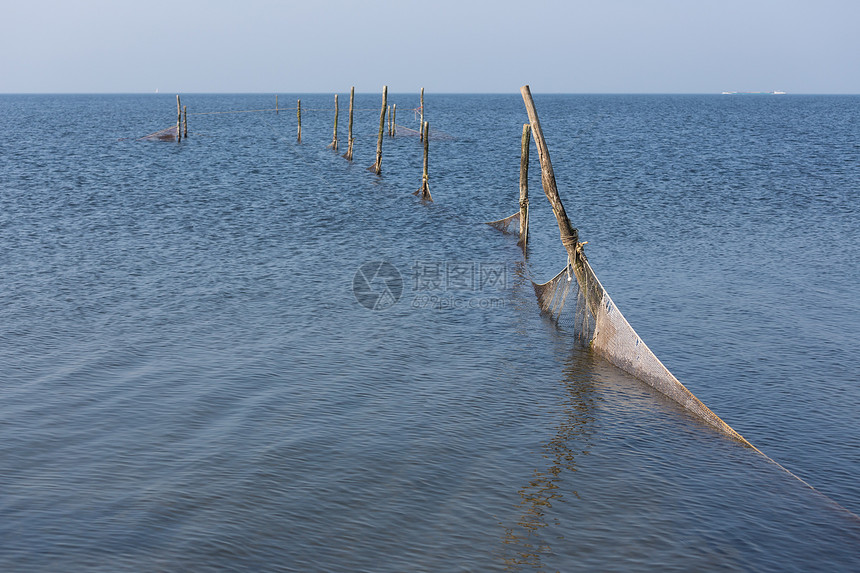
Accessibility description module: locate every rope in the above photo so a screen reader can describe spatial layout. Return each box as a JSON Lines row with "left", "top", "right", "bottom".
{"left": 188, "top": 106, "right": 419, "bottom": 116}
{"left": 561, "top": 233, "right": 580, "bottom": 250}
{"left": 188, "top": 108, "right": 282, "bottom": 116}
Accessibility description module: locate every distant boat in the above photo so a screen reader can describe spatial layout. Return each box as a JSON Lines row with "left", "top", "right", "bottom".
{"left": 721, "top": 91, "right": 787, "bottom": 95}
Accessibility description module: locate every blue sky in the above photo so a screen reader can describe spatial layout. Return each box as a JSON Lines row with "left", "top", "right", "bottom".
{"left": 1, "top": 0, "right": 857, "bottom": 94}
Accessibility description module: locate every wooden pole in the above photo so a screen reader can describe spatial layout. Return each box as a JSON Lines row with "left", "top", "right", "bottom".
{"left": 414, "top": 121, "right": 432, "bottom": 201}
{"left": 297, "top": 99, "right": 302, "bottom": 143}
{"left": 423, "top": 121, "right": 429, "bottom": 187}
{"left": 329, "top": 94, "right": 339, "bottom": 150}
{"left": 518, "top": 123, "right": 530, "bottom": 247}
{"left": 343, "top": 86, "right": 355, "bottom": 160}
{"left": 392, "top": 104, "right": 396, "bottom": 138}
{"left": 176, "top": 95, "right": 182, "bottom": 142}
{"left": 183, "top": 105, "right": 188, "bottom": 138}
{"left": 387, "top": 105, "right": 392, "bottom": 136}
{"left": 369, "top": 86, "right": 387, "bottom": 174}
{"left": 520, "top": 85, "right": 578, "bottom": 262}
{"left": 522, "top": 84, "right": 601, "bottom": 364}
{"left": 419, "top": 87, "right": 425, "bottom": 141}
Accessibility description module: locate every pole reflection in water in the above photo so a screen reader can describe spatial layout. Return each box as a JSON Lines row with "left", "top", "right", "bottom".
{"left": 501, "top": 349, "right": 599, "bottom": 570}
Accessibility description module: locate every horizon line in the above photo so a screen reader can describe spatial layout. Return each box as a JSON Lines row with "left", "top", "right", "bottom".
{"left": 1, "top": 90, "right": 857, "bottom": 96}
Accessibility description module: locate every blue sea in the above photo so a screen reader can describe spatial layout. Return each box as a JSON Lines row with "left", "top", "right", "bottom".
{"left": 0, "top": 93, "right": 858, "bottom": 571}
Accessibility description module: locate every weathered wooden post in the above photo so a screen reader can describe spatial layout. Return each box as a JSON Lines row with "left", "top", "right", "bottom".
{"left": 521, "top": 85, "right": 580, "bottom": 275}
{"left": 368, "top": 86, "right": 387, "bottom": 174}
{"left": 183, "top": 106, "right": 188, "bottom": 138}
{"left": 419, "top": 87, "right": 425, "bottom": 141}
{"left": 414, "top": 121, "right": 432, "bottom": 201}
{"left": 297, "top": 99, "right": 302, "bottom": 143}
{"left": 483, "top": 124, "right": 531, "bottom": 238}
{"left": 392, "top": 104, "right": 396, "bottom": 138}
{"left": 329, "top": 94, "right": 339, "bottom": 150}
{"left": 176, "top": 95, "right": 182, "bottom": 142}
{"left": 518, "top": 123, "right": 531, "bottom": 246}
{"left": 387, "top": 105, "right": 392, "bottom": 136}
{"left": 343, "top": 86, "right": 355, "bottom": 161}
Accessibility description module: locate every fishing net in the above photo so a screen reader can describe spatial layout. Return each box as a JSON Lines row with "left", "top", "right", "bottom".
{"left": 533, "top": 261, "right": 595, "bottom": 343}
{"left": 486, "top": 212, "right": 520, "bottom": 234}
{"left": 534, "top": 250, "right": 750, "bottom": 444}
{"left": 137, "top": 126, "right": 179, "bottom": 142}
{"left": 394, "top": 124, "right": 455, "bottom": 140}
{"left": 486, "top": 201, "right": 529, "bottom": 246}
{"left": 487, "top": 124, "right": 530, "bottom": 244}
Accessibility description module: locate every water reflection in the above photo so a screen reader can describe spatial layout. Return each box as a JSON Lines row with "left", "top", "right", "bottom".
{"left": 502, "top": 348, "right": 600, "bottom": 570}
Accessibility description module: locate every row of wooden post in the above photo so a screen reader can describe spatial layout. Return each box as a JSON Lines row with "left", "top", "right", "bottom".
{"left": 172, "top": 87, "right": 430, "bottom": 201}
{"left": 322, "top": 86, "right": 431, "bottom": 198}
{"left": 294, "top": 86, "right": 429, "bottom": 198}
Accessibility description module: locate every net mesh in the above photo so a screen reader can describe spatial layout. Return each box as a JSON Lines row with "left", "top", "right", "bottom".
{"left": 138, "top": 126, "right": 179, "bottom": 141}
{"left": 533, "top": 263, "right": 595, "bottom": 343}
{"left": 534, "top": 253, "right": 751, "bottom": 445}
{"left": 485, "top": 212, "right": 520, "bottom": 234}
{"left": 394, "top": 125, "right": 455, "bottom": 140}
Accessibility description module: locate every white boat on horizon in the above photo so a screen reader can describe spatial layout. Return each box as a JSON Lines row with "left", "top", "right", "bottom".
{"left": 722, "top": 90, "right": 787, "bottom": 95}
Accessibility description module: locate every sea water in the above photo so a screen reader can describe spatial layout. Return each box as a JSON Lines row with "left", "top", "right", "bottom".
{"left": 0, "top": 93, "right": 858, "bottom": 571}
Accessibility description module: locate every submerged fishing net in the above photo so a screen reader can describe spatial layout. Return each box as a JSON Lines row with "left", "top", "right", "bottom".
{"left": 534, "top": 251, "right": 751, "bottom": 444}
{"left": 536, "top": 252, "right": 860, "bottom": 516}
{"left": 486, "top": 212, "right": 520, "bottom": 234}
{"left": 486, "top": 202, "right": 528, "bottom": 246}
{"left": 533, "top": 262, "right": 595, "bottom": 343}
{"left": 137, "top": 126, "right": 179, "bottom": 142}
{"left": 393, "top": 125, "right": 455, "bottom": 140}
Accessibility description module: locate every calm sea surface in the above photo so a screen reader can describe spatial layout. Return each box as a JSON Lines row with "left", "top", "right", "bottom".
{"left": 0, "top": 93, "right": 858, "bottom": 571}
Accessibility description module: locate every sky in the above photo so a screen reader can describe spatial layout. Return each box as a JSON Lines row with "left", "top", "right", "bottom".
{"left": 1, "top": 0, "right": 857, "bottom": 94}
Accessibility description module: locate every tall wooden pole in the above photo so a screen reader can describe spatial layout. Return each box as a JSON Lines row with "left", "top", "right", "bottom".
{"left": 369, "top": 86, "right": 387, "bottom": 174}
{"left": 419, "top": 87, "right": 425, "bottom": 141}
{"left": 423, "top": 121, "right": 429, "bottom": 188}
{"left": 343, "top": 86, "right": 355, "bottom": 160}
{"left": 176, "top": 95, "right": 182, "bottom": 142}
{"left": 297, "top": 99, "right": 302, "bottom": 143}
{"left": 518, "top": 123, "right": 530, "bottom": 247}
{"left": 520, "top": 85, "right": 578, "bottom": 262}
{"left": 183, "top": 106, "right": 188, "bottom": 138}
{"left": 330, "top": 94, "right": 339, "bottom": 150}
{"left": 392, "top": 104, "right": 396, "bottom": 138}
{"left": 415, "top": 121, "right": 432, "bottom": 201}
{"left": 387, "top": 105, "right": 392, "bottom": 136}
